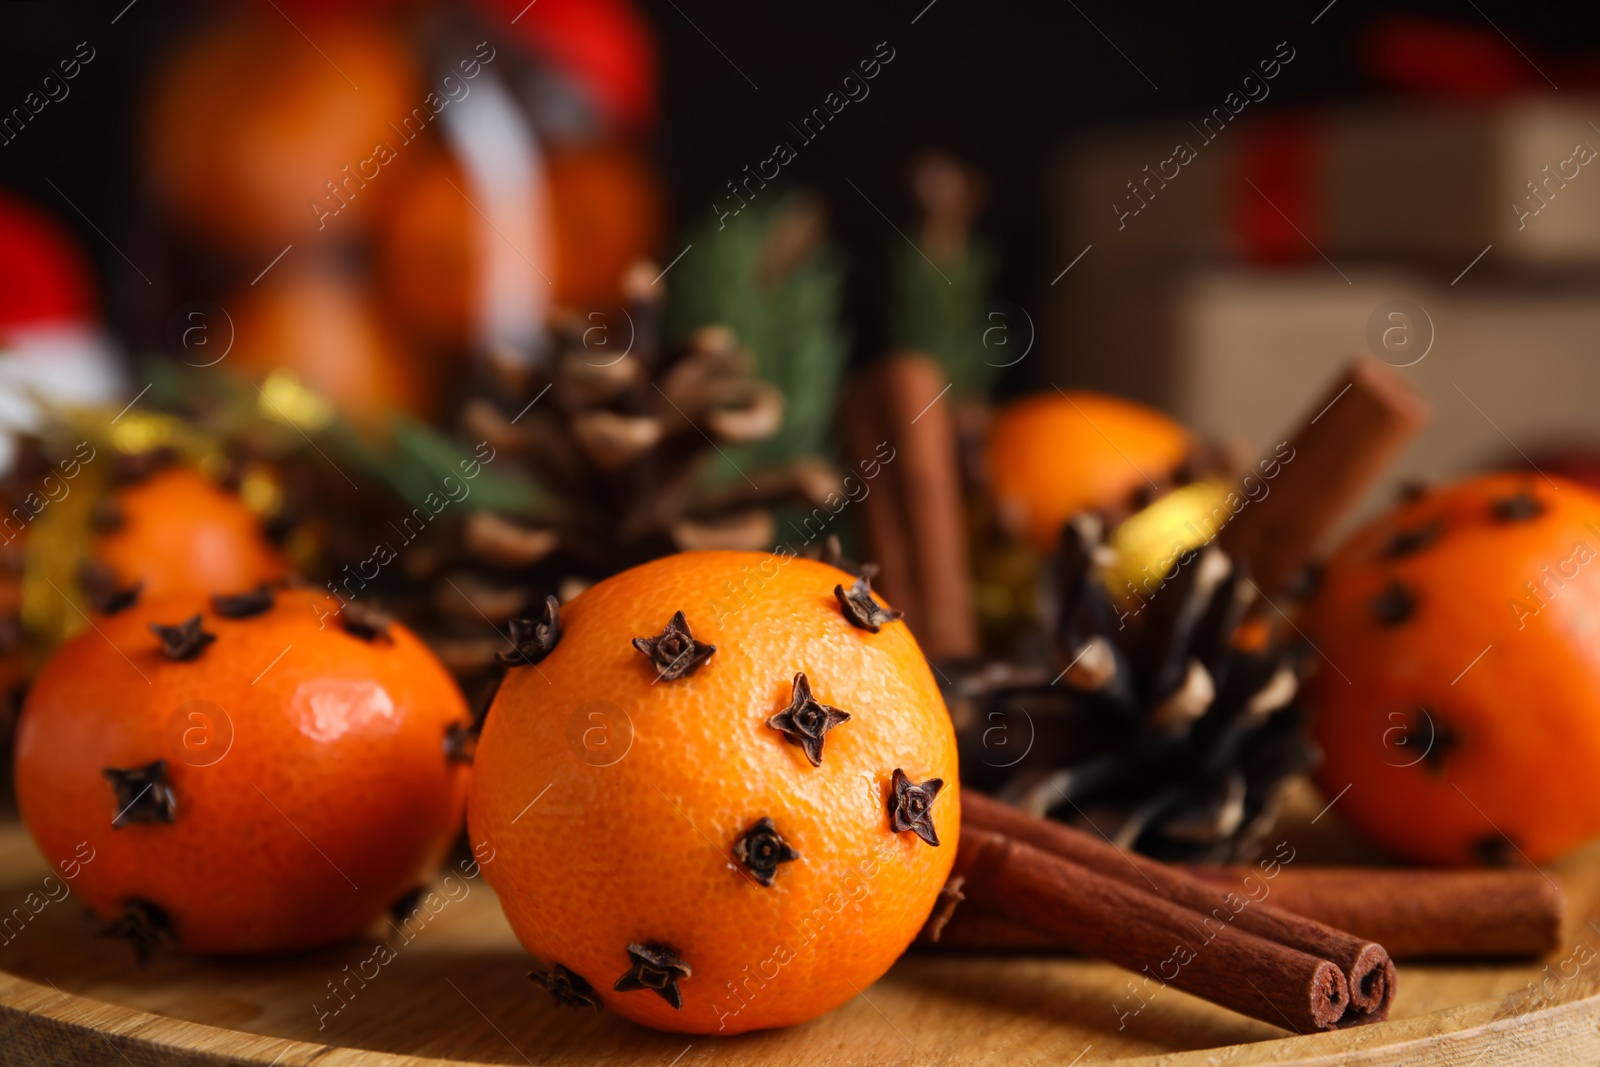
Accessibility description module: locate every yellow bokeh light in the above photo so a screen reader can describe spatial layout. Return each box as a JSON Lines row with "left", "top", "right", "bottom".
{"left": 257, "top": 370, "right": 335, "bottom": 432}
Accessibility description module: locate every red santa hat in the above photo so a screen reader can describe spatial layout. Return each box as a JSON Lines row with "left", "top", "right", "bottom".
{"left": 0, "top": 193, "right": 128, "bottom": 467}
{"left": 481, "top": 0, "right": 658, "bottom": 132}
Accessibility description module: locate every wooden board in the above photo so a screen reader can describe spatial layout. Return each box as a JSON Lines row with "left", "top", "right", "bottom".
{"left": 5, "top": 790, "right": 1600, "bottom": 1067}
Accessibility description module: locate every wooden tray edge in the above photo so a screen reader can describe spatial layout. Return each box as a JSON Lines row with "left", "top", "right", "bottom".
{"left": 7, "top": 967, "right": 1599, "bottom": 1067}
{"left": 1121, "top": 990, "right": 1600, "bottom": 1066}
{"left": 0, "top": 971, "right": 459, "bottom": 1067}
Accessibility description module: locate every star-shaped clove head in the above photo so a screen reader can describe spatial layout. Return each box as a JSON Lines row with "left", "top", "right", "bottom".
{"left": 80, "top": 560, "right": 139, "bottom": 615}
{"left": 613, "top": 942, "right": 692, "bottom": 1009}
{"left": 499, "top": 595, "right": 562, "bottom": 667}
{"left": 765, "top": 672, "right": 851, "bottom": 767}
{"left": 443, "top": 721, "right": 479, "bottom": 764}
{"left": 834, "top": 576, "right": 903, "bottom": 633}
{"left": 530, "top": 962, "right": 601, "bottom": 1010}
{"left": 631, "top": 611, "right": 715, "bottom": 681}
{"left": 1492, "top": 490, "right": 1544, "bottom": 522}
{"left": 1369, "top": 580, "right": 1417, "bottom": 627}
{"left": 104, "top": 759, "right": 178, "bottom": 828}
{"left": 339, "top": 601, "right": 393, "bottom": 643}
{"left": 889, "top": 768, "right": 943, "bottom": 846}
{"left": 95, "top": 581, "right": 143, "bottom": 616}
{"left": 732, "top": 817, "right": 800, "bottom": 887}
{"left": 101, "top": 898, "right": 174, "bottom": 966}
{"left": 210, "top": 584, "right": 276, "bottom": 619}
{"left": 149, "top": 615, "right": 216, "bottom": 661}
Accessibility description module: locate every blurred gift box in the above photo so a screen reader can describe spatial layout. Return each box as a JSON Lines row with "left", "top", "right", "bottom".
{"left": 1056, "top": 99, "right": 1600, "bottom": 269}
{"left": 1058, "top": 262, "right": 1600, "bottom": 533}
{"left": 1052, "top": 93, "right": 1600, "bottom": 538}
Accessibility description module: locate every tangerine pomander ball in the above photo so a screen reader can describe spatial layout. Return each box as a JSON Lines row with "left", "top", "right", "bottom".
{"left": 94, "top": 467, "right": 288, "bottom": 601}
{"left": 469, "top": 551, "right": 959, "bottom": 1034}
{"left": 1305, "top": 473, "right": 1600, "bottom": 865}
{"left": 986, "top": 391, "right": 1193, "bottom": 552}
{"left": 13, "top": 587, "right": 470, "bottom": 954}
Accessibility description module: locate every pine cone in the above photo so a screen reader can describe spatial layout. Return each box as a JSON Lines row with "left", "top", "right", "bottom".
{"left": 953, "top": 516, "right": 1318, "bottom": 863}
{"left": 419, "top": 264, "right": 841, "bottom": 679}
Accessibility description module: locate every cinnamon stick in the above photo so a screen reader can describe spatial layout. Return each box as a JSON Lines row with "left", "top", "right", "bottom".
{"left": 955, "top": 825, "right": 1352, "bottom": 1033}
{"left": 1188, "top": 866, "right": 1562, "bottom": 960}
{"left": 959, "top": 787, "right": 1395, "bottom": 1021}
{"left": 843, "top": 365, "right": 922, "bottom": 625}
{"left": 880, "top": 354, "right": 978, "bottom": 660}
{"left": 1218, "top": 356, "right": 1430, "bottom": 599}
{"left": 847, "top": 354, "right": 979, "bottom": 660}
{"left": 927, "top": 862, "right": 1563, "bottom": 961}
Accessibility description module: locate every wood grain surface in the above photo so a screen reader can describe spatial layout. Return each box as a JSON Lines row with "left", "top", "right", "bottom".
{"left": 4, "top": 784, "right": 1599, "bottom": 1066}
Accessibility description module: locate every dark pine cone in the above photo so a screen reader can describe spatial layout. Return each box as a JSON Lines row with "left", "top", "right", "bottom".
{"left": 951, "top": 517, "right": 1318, "bottom": 863}
{"left": 414, "top": 261, "right": 841, "bottom": 683}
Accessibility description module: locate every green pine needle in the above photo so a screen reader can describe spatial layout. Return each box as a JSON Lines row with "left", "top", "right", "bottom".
{"left": 666, "top": 194, "right": 849, "bottom": 483}
{"left": 888, "top": 238, "right": 997, "bottom": 399}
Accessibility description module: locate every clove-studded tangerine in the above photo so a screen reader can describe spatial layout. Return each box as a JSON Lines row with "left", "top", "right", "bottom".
{"left": 91, "top": 466, "right": 289, "bottom": 603}
{"left": 1305, "top": 473, "right": 1600, "bottom": 865}
{"left": 469, "top": 550, "right": 959, "bottom": 1034}
{"left": 13, "top": 586, "right": 470, "bottom": 955}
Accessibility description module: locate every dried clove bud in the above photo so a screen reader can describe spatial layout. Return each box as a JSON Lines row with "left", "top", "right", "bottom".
{"left": 96, "top": 582, "right": 143, "bottom": 616}
{"left": 531, "top": 963, "right": 601, "bottom": 1010}
{"left": 613, "top": 942, "right": 691, "bottom": 1009}
{"left": 1418, "top": 708, "right": 1463, "bottom": 776}
{"left": 443, "top": 721, "right": 478, "bottom": 765}
{"left": 1370, "top": 580, "right": 1417, "bottom": 627}
{"left": 1493, "top": 491, "right": 1544, "bottom": 522}
{"left": 340, "top": 601, "right": 393, "bottom": 643}
{"left": 101, "top": 898, "right": 175, "bottom": 965}
{"left": 1473, "top": 833, "right": 1519, "bottom": 868}
{"left": 498, "top": 596, "right": 562, "bottom": 667}
{"left": 889, "top": 768, "right": 943, "bottom": 846}
{"left": 766, "top": 672, "right": 850, "bottom": 767}
{"left": 80, "top": 560, "right": 133, "bottom": 614}
{"left": 632, "top": 611, "right": 715, "bottom": 681}
{"left": 389, "top": 886, "right": 427, "bottom": 922}
{"left": 834, "top": 575, "right": 903, "bottom": 633}
{"left": 211, "top": 584, "right": 276, "bottom": 619}
{"left": 732, "top": 817, "right": 800, "bottom": 887}
{"left": 104, "top": 759, "right": 177, "bottom": 827}
{"left": 1383, "top": 520, "right": 1444, "bottom": 560}
{"left": 149, "top": 615, "right": 216, "bottom": 661}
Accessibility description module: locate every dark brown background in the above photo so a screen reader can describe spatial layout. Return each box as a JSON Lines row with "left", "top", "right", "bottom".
{"left": 1, "top": 0, "right": 1594, "bottom": 392}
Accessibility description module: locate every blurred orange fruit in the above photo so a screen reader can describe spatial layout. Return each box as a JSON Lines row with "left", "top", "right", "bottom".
{"left": 379, "top": 141, "right": 662, "bottom": 347}
{"left": 225, "top": 262, "right": 433, "bottom": 429}
{"left": 987, "top": 391, "right": 1193, "bottom": 552}
{"left": 546, "top": 141, "right": 663, "bottom": 309}
{"left": 95, "top": 467, "right": 288, "bottom": 601}
{"left": 469, "top": 551, "right": 958, "bottom": 1033}
{"left": 143, "top": 13, "right": 420, "bottom": 251}
{"left": 1307, "top": 473, "right": 1600, "bottom": 865}
{"left": 377, "top": 152, "right": 479, "bottom": 349}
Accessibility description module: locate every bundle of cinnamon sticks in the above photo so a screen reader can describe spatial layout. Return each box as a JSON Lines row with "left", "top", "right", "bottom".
{"left": 926, "top": 788, "right": 1563, "bottom": 1033}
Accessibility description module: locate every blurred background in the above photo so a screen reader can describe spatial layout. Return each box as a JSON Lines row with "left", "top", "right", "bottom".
{"left": 2, "top": 0, "right": 1600, "bottom": 618}
{"left": 5, "top": 0, "right": 1600, "bottom": 478}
